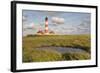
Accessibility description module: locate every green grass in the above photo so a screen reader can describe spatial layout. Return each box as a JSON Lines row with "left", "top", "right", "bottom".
{"left": 22, "top": 35, "right": 91, "bottom": 62}
{"left": 62, "top": 52, "right": 90, "bottom": 60}
{"left": 23, "top": 48, "right": 90, "bottom": 62}
{"left": 23, "top": 48, "right": 63, "bottom": 62}
{"left": 23, "top": 35, "right": 90, "bottom": 52}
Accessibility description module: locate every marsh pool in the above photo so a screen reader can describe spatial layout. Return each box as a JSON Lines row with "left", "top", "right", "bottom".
{"left": 35, "top": 47, "right": 88, "bottom": 54}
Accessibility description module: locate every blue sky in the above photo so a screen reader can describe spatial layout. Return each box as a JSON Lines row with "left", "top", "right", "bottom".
{"left": 22, "top": 10, "right": 91, "bottom": 36}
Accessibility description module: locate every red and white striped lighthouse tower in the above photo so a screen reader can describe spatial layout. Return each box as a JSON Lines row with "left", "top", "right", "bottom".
{"left": 45, "top": 17, "right": 49, "bottom": 33}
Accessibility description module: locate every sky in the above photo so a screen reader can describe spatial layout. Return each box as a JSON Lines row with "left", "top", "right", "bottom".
{"left": 22, "top": 10, "right": 91, "bottom": 36}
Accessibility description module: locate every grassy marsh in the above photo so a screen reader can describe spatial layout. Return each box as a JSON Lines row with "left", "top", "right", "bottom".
{"left": 22, "top": 35, "right": 91, "bottom": 62}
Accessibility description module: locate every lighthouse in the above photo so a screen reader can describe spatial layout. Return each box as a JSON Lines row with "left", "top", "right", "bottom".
{"left": 36, "top": 16, "right": 55, "bottom": 35}
{"left": 45, "top": 17, "right": 49, "bottom": 34}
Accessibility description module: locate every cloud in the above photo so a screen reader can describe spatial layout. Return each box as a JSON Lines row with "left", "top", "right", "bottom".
{"left": 52, "top": 17, "right": 64, "bottom": 24}
{"left": 49, "top": 22, "right": 90, "bottom": 35}
{"left": 44, "top": 11, "right": 57, "bottom": 16}
{"left": 77, "top": 21, "right": 90, "bottom": 29}
{"left": 23, "top": 22, "right": 38, "bottom": 36}
{"left": 23, "top": 22, "right": 35, "bottom": 30}
{"left": 23, "top": 23, "right": 44, "bottom": 31}
{"left": 22, "top": 16, "right": 27, "bottom": 21}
